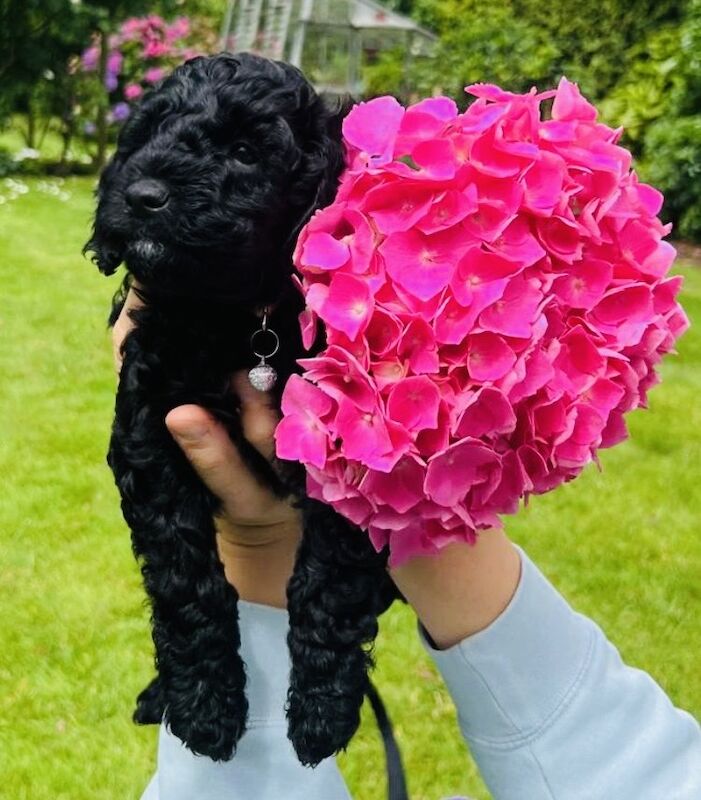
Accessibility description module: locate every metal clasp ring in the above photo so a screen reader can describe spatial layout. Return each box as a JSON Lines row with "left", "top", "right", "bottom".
{"left": 250, "top": 310, "right": 280, "bottom": 360}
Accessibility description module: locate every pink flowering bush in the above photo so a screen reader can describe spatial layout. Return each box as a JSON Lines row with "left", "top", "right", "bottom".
{"left": 77, "top": 14, "right": 209, "bottom": 132}
{"left": 274, "top": 78, "right": 689, "bottom": 567}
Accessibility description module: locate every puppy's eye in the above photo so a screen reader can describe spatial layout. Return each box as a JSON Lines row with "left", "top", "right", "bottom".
{"left": 231, "top": 142, "right": 257, "bottom": 165}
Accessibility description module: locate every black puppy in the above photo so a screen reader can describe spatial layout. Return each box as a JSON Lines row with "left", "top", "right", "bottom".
{"left": 85, "top": 52, "right": 402, "bottom": 769}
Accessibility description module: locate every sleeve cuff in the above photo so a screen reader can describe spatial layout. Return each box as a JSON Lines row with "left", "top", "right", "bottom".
{"left": 418, "top": 544, "right": 594, "bottom": 744}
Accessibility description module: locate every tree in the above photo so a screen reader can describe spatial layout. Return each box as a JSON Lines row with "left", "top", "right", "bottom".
{"left": 0, "top": 0, "right": 178, "bottom": 165}
{"left": 0, "top": 1, "right": 88, "bottom": 139}
{"left": 79, "top": 2, "right": 179, "bottom": 168}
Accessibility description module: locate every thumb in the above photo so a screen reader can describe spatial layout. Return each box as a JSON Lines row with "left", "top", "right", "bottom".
{"left": 165, "top": 404, "right": 246, "bottom": 502}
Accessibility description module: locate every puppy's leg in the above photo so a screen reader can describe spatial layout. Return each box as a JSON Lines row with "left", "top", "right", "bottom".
{"left": 286, "top": 498, "right": 397, "bottom": 765}
{"left": 110, "top": 350, "right": 248, "bottom": 761}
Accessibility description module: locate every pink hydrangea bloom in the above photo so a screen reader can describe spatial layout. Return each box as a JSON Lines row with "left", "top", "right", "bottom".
{"left": 166, "top": 17, "right": 191, "bottom": 43}
{"left": 143, "top": 39, "right": 171, "bottom": 59}
{"left": 144, "top": 67, "right": 166, "bottom": 84}
{"left": 82, "top": 46, "right": 100, "bottom": 71}
{"left": 124, "top": 83, "right": 144, "bottom": 101}
{"left": 275, "top": 77, "right": 689, "bottom": 567}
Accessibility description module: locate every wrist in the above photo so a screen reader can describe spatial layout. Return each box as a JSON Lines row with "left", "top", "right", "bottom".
{"left": 216, "top": 519, "right": 302, "bottom": 608}
{"left": 389, "top": 529, "right": 521, "bottom": 650}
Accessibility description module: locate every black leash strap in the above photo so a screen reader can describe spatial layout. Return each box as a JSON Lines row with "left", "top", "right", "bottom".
{"left": 366, "top": 681, "right": 410, "bottom": 800}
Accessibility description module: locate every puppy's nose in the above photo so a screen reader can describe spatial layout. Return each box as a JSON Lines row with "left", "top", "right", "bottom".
{"left": 126, "top": 179, "right": 170, "bottom": 215}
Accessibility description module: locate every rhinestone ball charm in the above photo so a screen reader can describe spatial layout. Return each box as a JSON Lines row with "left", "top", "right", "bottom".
{"left": 248, "top": 363, "right": 277, "bottom": 391}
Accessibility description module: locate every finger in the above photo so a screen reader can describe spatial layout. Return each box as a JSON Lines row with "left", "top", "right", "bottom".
{"left": 231, "top": 371, "right": 281, "bottom": 461}
{"left": 116, "top": 284, "right": 144, "bottom": 330}
{"left": 113, "top": 286, "right": 144, "bottom": 373}
{"left": 165, "top": 404, "right": 272, "bottom": 516}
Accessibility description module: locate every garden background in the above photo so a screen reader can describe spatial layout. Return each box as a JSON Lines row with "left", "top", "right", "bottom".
{"left": 1, "top": 1, "right": 700, "bottom": 799}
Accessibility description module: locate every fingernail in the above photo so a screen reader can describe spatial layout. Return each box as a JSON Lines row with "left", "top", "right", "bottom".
{"left": 172, "top": 423, "right": 209, "bottom": 443}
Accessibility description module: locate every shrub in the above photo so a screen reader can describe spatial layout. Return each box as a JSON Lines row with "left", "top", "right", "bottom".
{"left": 598, "top": 25, "right": 684, "bottom": 154}
{"left": 76, "top": 14, "right": 202, "bottom": 135}
{"left": 642, "top": 115, "right": 701, "bottom": 240}
{"left": 364, "top": 0, "right": 559, "bottom": 104}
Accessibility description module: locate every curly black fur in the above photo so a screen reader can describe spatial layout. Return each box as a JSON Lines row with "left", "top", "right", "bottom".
{"left": 85, "top": 52, "right": 401, "bottom": 766}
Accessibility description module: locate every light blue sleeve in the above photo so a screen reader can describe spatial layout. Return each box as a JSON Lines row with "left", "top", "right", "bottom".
{"left": 420, "top": 545, "right": 701, "bottom": 799}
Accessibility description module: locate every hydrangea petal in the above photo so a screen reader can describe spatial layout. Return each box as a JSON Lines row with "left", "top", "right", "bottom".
{"left": 417, "top": 188, "right": 478, "bottom": 235}
{"left": 554, "top": 258, "right": 612, "bottom": 309}
{"left": 380, "top": 229, "right": 457, "bottom": 300}
{"left": 424, "top": 438, "right": 501, "bottom": 507}
{"left": 467, "top": 333, "right": 517, "bottom": 382}
{"left": 592, "top": 284, "right": 654, "bottom": 326}
{"left": 281, "top": 373, "right": 335, "bottom": 418}
{"left": 397, "top": 317, "right": 440, "bottom": 373}
{"left": 360, "top": 455, "right": 426, "bottom": 513}
{"left": 364, "top": 182, "right": 435, "bottom": 234}
{"left": 343, "top": 96, "right": 404, "bottom": 166}
{"left": 319, "top": 272, "right": 374, "bottom": 340}
{"left": 552, "top": 77, "right": 597, "bottom": 122}
{"left": 387, "top": 376, "right": 441, "bottom": 432}
{"left": 301, "top": 231, "right": 350, "bottom": 271}
{"left": 335, "top": 396, "right": 392, "bottom": 467}
{"left": 453, "top": 386, "right": 517, "bottom": 438}
{"left": 274, "top": 414, "right": 329, "bottom": 469}
{"left": 478, "top": 276, "right": 542, "bottom": 338}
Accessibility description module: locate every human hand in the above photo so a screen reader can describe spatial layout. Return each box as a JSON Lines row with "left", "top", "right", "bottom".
{"left": 164, "top": 387, "right": 302, "bottom": 609}
{"left": 112, "top": 288, "right": 302, "bottom": 608}
{"left": 112, "top": 288, "right": 518, "bottom": 617}
{"left": 389, "top": 532, "right": 522, "bottom": 650}
{"left": 112, "top": 282, "right": 143, "bottom": 374}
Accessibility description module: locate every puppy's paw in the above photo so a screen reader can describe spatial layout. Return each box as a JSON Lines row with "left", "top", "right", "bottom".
{"left": 133, "top": 675, "right": 166, "bottom": 725}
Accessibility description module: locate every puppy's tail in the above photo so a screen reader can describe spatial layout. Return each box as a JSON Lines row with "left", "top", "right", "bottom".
{"left": 367, "top": 681, "right": 410, "bottom": 800}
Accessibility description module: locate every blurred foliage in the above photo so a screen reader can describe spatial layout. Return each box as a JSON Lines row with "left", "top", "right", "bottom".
{"left": 508, "top": 0, "right": 686, "bottom": 98}
{"left": 375, "top": 0, "right": 701, "bottom": 241}
{"left": 0, "top": 0, "right": 211, "bottom": 170}
{"left": 598, "top": 25, "right": 683, "bottom": 153}
{"left": 601, "top": 0, "right": 701, "bottom": 238}
{"left": 642, "top": 117, "right": 701, "bottom": 240}
{"left": 0, "top": 1, "right": 178, "bottom": 110}
{"left": 2, "top": 0, "right": 701, "bottom": 237}
{"left": 366, "top": 0, "right": 559, "bottom": 102}
{"left": 0, "top": 146, "right": 16, "bottom": 178}
{"left": 376, "top": 0, "right": 689, "bottom": 101}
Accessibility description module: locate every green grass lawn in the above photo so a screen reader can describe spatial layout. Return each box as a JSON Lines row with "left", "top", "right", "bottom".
{"left": 1, "top": 177, "right": 699, "bottom": 800}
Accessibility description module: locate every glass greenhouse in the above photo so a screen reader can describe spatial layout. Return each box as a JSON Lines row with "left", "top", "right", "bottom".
{"left": 219, "top": 0, "right": 436, "bottom": 95}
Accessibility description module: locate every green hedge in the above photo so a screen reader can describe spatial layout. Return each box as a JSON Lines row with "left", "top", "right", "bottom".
{"left": 642, "top": 116, "right": 701, "bottom": 240}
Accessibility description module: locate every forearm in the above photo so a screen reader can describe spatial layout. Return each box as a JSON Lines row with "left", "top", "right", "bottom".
{"left": 389, "top": 529, "right": 522, "bottom": 649}
{"left": 418, "top": 545, "right": 701, "bottom": 799}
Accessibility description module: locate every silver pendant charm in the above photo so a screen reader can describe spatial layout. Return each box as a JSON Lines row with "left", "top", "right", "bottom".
{"left": 248, "top": 308, "right": 280, "bottom": 392}
{"left": 248, "top": 362, "right": 278, "bottom": 391}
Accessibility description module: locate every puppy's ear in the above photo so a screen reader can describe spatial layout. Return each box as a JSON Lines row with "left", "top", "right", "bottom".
{"left": 83, "top": 233, "right": 124, "bottom": 276}
{"left": 83, "top": 157, "right": 125, "bottom": 276}
{"left": 315, "top": 92, "right": 353, "bottom": 209}
{"left": 282, "top": 91, "right": 351, "bottom": 253}
{"left": 321, "top": 92, "right": 354, "bottom": 140}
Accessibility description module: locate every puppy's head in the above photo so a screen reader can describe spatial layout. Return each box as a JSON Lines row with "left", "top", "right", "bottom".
{"left": 85, "top": 53, "right": 347, "bottom": 302}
